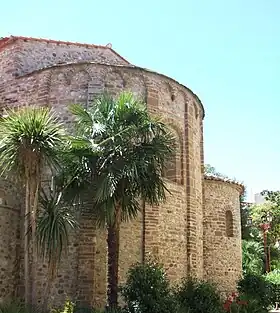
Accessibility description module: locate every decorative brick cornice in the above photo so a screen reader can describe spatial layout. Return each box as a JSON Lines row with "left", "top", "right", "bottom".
{"left": 16, "top": 60, "right": 205, "bottom": 119}
{"left": 204, "top": 175, "right": 244, "bottom": 194}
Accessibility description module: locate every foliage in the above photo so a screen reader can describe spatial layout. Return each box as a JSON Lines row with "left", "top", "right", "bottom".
{"left": 241, "top": 205, "right": 253, "bottom": 240}
{"left": 0, "top": 301, "right": 25, "bottom": 313}
{"left": 175, "top": 277, "right": 223, "bottom": 313}
{"left": 260, "top": 190, "right": 280, "bottom": 245}
{"left": 242, "top": 240, "right": 264, "bottom": 275}
{"left": 67, "top": 92, "right": 175, "bottom": 224}
{"left": 0, "top": 106, "right": 65, "bottom": 177}
{"left": 0, "top": 106, "right": 66, "bottom": 305}
{"left": 203, "top": 163, "right": 242, "bottom": 184}
{"left": 36, "top": 187, "right": 79, "bottom": 278}
{"left": 0, "top": 300, "right": 42, "bottom": 313}
{"left": 52, "top": 299, "right": 74, "bottom": 313}
{"left": 204, "top": 164, "right": 228, "bottom": 179}
{"left": 238, "top": 274, "right": 273, "bottom": 309}
{"left": 63, "top": 92, "right": 175, "bottom": 308}
{"left": 121, "top": 259, "right": 178, "bottom": 313}
{"left": 223, "top": 292, "right": 266, "bottom": 313}
{"left": 264, "top": 269, "right": 280, "bottom": 305}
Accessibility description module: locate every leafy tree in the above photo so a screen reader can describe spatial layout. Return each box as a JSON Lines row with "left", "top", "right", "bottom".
{"left": 0, "top": 107, "right": 65, "bottom": 306}
{"left": 242, "top": 240, "right": 264, "bottom": 275}
{"left": 61, "top": 92, "right": 175, "bottom": 308}
{"left": 250, "top": 201, "right": 280, "bottom": 246}
{"left": 204, "top": 164, "right": 226, "bottom": 178}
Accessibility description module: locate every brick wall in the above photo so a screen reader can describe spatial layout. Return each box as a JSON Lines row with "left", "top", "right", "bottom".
{"left": 203, "top": 177, "right": 243, "bottom": 296}
{"left": 0, "top": 41, "right": 243, "bottom": 308}
{"left": 0, "top": 179, "right": 22, "bottom": 302}
{"left": 0, "top": 62, "right": 204, "bottom": 306}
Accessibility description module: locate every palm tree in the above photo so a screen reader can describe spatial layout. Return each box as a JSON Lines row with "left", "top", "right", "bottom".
{"left": 64, "top": 92, "right": 175, "bottom": 308}
{"left": 0, "top": 106, "right": 65, "bottom": 306}
{"left": 36, "top": 187, "right": 79, "bottom": 309}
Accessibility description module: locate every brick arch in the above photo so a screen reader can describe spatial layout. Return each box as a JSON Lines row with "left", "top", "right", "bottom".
{"left": 113, "top": 69, "right": 126, "bottom": 87}
{"left": 163, "top": 81, "right": 175, "bottom": 102}
{"left": 123, "top": 71, "right": 147, "bottom": 99}
{"left": 63, "top": 68, "right": 76, "bottom": 84}
{"left": 70, "top": 69, "right": 91, "bottom": 87}
{"left": 50, "top": 70, "right": 71, "bottom": 87}
{"left": 162, "top": 119, "right": 184, "bottom": 185}
{"left": 104, "top": 69, "right": 125, "bottom": 94}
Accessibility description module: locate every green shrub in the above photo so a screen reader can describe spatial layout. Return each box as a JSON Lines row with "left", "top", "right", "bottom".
{"left": 238, "top": 273, "right": 273, "bottom": 309}
{"left": 0, "top": 300, "right": 41, "bottom": 313}
{"left": 224, "top": 293, "right": 267, "bottom": 313}
{"left": 242, "top": 240, "right": 264, "bottom": 276}
{"left": 120, "top": 260, "right": 178, "bottom": 313}
{"left": 0, "top": 301, "right": 24, "bottom": 313}
{"left": 264, "top": 269, "right": 280, "bottom": 305}
{"left": 174, "top": 277, "right": 223, "bottom": 313}
{"left": 228, "top": 299, "right": 266, "bottom": 313}
{"left": 52, "top": 299, "right": 74, "bottom": 313}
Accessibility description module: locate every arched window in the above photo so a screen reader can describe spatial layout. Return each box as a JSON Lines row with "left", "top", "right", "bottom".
{"left": 225, "top": 210, "right": 234, "bottom": 237}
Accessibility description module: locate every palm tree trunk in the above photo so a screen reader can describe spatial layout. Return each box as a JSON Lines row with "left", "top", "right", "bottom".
{"left": 30, "top": 174, "right": 40, "bottom": 308}
{"left": 107, "top": 206, "right": 121, "bottom": 308}
{"left": 24, "top": 178, "right": 31, "bottom": 305}
{"left": 141, "top": 199, "right": 146, "bottom": 264}
{"left": 42, "top": 274, "right": 54, "bottom": 311}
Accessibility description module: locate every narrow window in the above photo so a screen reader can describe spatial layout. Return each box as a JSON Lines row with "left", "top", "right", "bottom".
{"left": 226, "top": 210, "right": 234, "bottom": 237}
{"left": 163, "top": 153, "right": 176, "bottom": 183}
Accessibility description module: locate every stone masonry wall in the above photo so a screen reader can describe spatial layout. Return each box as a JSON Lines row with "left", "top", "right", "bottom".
{"left": 185, "top": 101, "right": 204, "bottom": 278}
{"left": 203, "top": 178, "right": 243, "bottom": 296}
{"left": 0, "top": 37, "right": 214, "bottom": 308}
{"left": 0, "top": 179, "right": 22, "bottom": 302}
{"left": 0, "top": 38, "right": 245, "bottom": 308}
{"left": 14, "top": 39, "right": 129, "bottom": 77}
{"left": 0, "top": 60, "right": 204, "bottom": 306}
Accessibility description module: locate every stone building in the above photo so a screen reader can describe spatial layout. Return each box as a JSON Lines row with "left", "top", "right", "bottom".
{"left": 0, "top": 36, "right": 244, "bottom": 307}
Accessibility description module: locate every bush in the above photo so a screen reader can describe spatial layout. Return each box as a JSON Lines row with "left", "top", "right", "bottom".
{"left": 120, "top": 259, "right": 178, "bottom": 313}
{"left": 0, "top": 300, "right": 41, "bottom": 313}
{"left": 224, "top": 292, "right": 266, "bottom": 313}
{"left": 238, "top": 273, "right": 273, "bottom": 309}
{"left": 0, "top": 301, "right": 25, "bottom": 313}
{"left": 264, "top": 269, "right": 280, "bottom": 306}
{"left": 174, "top": 277, "right": 224, "bottom": 313}
{"left": 242, "top": 240, "right": 264, "bottom": 275}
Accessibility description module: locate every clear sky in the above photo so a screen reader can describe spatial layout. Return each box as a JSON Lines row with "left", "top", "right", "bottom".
{"left": 1, "top": 0, "right": 280, "bottom": 200}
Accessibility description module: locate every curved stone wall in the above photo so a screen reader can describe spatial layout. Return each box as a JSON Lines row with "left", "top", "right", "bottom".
{"left": 1, "top": 61, "right": 204, "bottom": 307}
{"left": 203, "top": 177, "right": 243, "bottom": 295}
{"left": 0, "top": 180, "right": 21, "bottom": 302}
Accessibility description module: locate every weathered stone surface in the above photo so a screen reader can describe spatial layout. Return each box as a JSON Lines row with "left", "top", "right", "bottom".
{"left": 0, "top": 37, "right": 243, "bottom": 307}
{"left": 203, "top": 178, "right": 243, "bottom": 296}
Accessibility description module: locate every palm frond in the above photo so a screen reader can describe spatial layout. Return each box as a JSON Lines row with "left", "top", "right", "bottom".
{"left": 36, "top": 188, "right": 79, "bottom": 278}
{"left": 0, "top": 106, "right": 65, "bottom": 177}
{"left": 66, "top": 92, "right": 175, "bottom": 226}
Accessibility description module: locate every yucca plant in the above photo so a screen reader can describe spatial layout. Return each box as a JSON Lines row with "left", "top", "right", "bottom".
{"left": 63, "top": 92, "right": 175, "bottom": 308}
{"left": 0, "top": 106, "right": 66, "bottom": 306}
{"left": 36, "top": 187, "right": 79, "bottom": 308}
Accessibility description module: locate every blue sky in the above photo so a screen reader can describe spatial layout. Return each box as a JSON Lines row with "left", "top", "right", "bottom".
{"left": 1, "top": 0, "right": 280, "bottom": 200}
